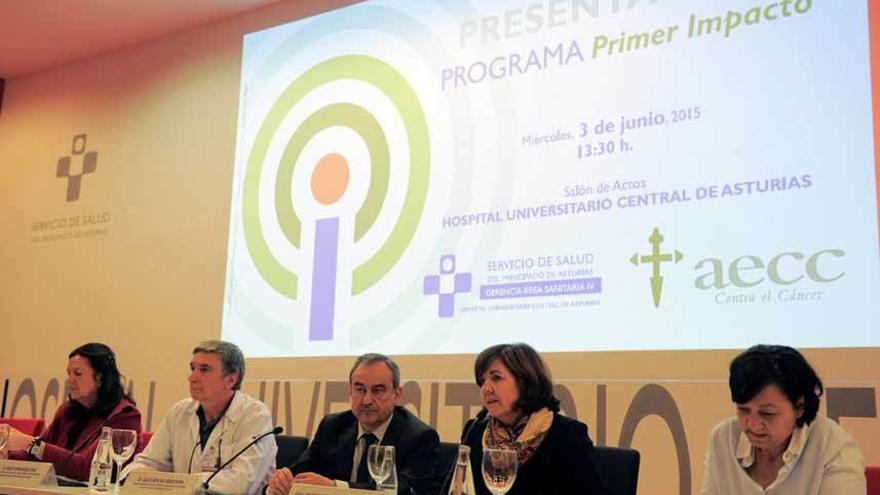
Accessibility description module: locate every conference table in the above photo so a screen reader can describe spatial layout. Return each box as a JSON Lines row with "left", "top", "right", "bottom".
{"left": 0, "top": 484, "right": 85, "bottom": 495}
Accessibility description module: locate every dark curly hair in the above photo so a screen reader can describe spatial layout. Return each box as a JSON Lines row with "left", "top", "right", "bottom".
{"left": 729, "top": 344, "right": 823, "bottom": 426}
{"left": 475, "top": 343, "right": 560, "bottom": 415}
{"left": 68, "top": 343, "right": 134, "bottom": 417}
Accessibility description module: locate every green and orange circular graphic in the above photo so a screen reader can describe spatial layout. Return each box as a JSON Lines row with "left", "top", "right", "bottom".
{"left": 242, "top": 54, "right": 431, "bottom": 304}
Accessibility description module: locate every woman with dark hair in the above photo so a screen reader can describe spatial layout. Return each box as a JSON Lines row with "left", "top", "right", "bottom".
{"left": 456, "top": 343, "right": 608, "bottom": 495}
{"left": 1, "top": 343, "right": 142, "bottom": 481}
{"left": 700, "top": 344, "right": 865, "bottom": 494}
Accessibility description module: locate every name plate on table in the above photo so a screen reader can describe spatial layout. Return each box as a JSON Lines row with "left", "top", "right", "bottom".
{"left": 290, "top": 485, "right": 376, "bottom": 495}
{"left": 123, "top": 471, "right": 202, "bottom": 495}
{"left": 0, "top": 459, "right": 58, "bottom": 487}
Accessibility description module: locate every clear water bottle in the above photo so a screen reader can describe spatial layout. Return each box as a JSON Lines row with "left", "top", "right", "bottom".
{"left": 447, "top": 445, "right": 472, "bottom": 495}
{"left": 378, "top": 446, "right": 397, "bottom": 494}
{"left": 88, "top": 426, "right": 113, "bottom": 492}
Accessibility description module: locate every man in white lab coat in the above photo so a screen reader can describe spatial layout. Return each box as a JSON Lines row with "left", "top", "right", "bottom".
{"left": 121, "top": 340, "right": 276, "bottom": 494}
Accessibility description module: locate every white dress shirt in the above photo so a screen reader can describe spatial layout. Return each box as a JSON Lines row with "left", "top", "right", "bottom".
{"left": 700, "top": 416, "right": 865, "bottom": 495}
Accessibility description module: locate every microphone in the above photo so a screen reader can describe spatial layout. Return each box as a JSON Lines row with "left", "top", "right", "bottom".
{"left": 462, "top": 407, "right": 488, "bottom": 444}
{"left": 202, "top": 426, "right": 282, "bottom": 491}
{"left": 441, "top": 408, "right": 487, "bottom": 493}
{"left": 59, "top": 398, "right": 138, "bottom": 480}
{"left": 59, "top": 415, "right": 114, "bottom": 473}
{"left": 2, "top": 379, "right": 9, "bottom": 417}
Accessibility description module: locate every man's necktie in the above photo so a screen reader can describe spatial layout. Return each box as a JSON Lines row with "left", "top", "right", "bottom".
{"left": 355, "top": 432, "right": 379, "bottom": 486}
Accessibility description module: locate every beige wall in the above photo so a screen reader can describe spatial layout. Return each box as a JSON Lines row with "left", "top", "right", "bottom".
{"left": 0, "top": 1, "right": 877, "bottom": 494}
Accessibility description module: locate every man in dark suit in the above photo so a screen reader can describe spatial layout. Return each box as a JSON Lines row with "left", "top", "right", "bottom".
{"left": 267, "top": 353, "right": 439, "bottom": 495}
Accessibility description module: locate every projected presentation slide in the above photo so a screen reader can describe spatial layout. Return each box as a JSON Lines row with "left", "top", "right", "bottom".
{"left": 222, "top": 0, "right": 880, "bottom": 357}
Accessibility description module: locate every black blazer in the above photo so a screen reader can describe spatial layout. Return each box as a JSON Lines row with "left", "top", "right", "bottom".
{"left": 290, "top": 406, "right": 440, "bottom": 494}
{"left": 461, "top": 412, "right": 610, "bottom": 495}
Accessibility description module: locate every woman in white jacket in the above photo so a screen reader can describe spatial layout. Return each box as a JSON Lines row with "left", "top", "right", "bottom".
{"left": 700, "top": 344, "right": 864, "bottom": 495}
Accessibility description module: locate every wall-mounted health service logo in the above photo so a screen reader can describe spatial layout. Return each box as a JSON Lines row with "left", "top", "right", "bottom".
{"left": 242, "top": 54, "right": 430, "bottom": 341}
{"left": 630, "top": 227, "right": 683, "bottom": 308}
{"left": 57, "top": 134, "right": 98, "bottom": 202}
{"left": 423, "top": 255, "right": 472, "bottom": 318}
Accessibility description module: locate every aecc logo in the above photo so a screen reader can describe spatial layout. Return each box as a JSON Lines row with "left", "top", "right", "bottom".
{"left": 630, "top": 227, "right": 846, "bottom": 307}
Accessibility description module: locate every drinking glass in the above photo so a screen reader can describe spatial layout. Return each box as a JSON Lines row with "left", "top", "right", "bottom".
{"left": 481, "top": 448, "right": 517, "bottom": 495}
{"left": 110, "top": 429, "right": 137, "bottom": 492}
{"left": 367, "top": 444, "right": 394, "bottom": 489}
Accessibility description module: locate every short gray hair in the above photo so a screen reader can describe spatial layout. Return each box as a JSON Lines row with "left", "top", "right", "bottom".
{"left": 349, "top": 353, "right": 401, "bottom": 389}
{"left": 193, "top": 340, "right": 245, "bottom": 390}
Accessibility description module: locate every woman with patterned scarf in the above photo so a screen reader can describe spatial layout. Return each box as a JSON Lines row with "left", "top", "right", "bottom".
{"left": 457, "top": 343, "right": 610, "bottom": 495}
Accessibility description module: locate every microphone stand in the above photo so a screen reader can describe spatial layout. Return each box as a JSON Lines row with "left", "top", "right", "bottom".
{"left": 202, "top": 426, "right": 282, "bottom": 492}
